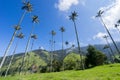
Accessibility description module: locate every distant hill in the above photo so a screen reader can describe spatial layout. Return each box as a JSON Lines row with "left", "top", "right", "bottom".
{"left": 0, "top": 42, "right": 120, "bottom": 75}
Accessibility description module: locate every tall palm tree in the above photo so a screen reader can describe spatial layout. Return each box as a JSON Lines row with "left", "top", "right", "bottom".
{"left": 96, "top": 10, "right": 120, "bottom": 55}
{"left": 50, "top": 30, "right": 56, "bottom": 72}
{"left": 5, "top": 33, "right": 24, "bottom": 77}
{"left": 103, "top": 35, "right": 116, "bottom": 60}
{"left": 69, "top": 11, "right": 84, "bottom": 70}
{"left": 0, "top": 1, "right": 32, "bottom": 70}
{"left": 26, "top": 34, "right": 37, "bottom": 70}
{"left": 59, "top": 27, "right": 65, "bottom": 53}
{"left": 19, "top": 15, "right": 39, "bottom": 74}
{"left": 59, "top": 27, "right": 65, "bottom": 70}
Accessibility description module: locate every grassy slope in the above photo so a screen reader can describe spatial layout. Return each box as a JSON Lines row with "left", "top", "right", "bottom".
{"left": 0, "top": 64, "right": 120, "bottom": 80}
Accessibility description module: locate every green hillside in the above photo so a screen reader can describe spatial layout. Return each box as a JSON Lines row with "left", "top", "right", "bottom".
{"left": 0, "top": 64, "right": 120, "bottom": 80}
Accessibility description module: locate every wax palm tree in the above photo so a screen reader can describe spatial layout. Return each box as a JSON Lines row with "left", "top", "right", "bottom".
{"left": 96, "top": 10, "right": 120, "bottom": 55}
{"left": 26, "top": 34, "right": 37, "bottom": 71}
{"left": 19, "top": 15, "right": 39, "bottom": 74}
{"left": 60, "top": 27, "right": 65, "bottom": 52}
{"left": 0, "top": 1, "right": 32, "bottom": 70}
{"left": 50, "top": 30, "right": 56, "bottom": 72}
{"left": 5, "top": 33, "right": 24, "bottom": 77}
{"left": 69, "top": 11, "right": 84, "bottom": 70}
{"left": 59, "top": 27, "right": 65, "bottom": 70}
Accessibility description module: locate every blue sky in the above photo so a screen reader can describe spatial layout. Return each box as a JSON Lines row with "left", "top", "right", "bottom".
{"left": 0, "top": 0, "right": 120, "bottom": 56}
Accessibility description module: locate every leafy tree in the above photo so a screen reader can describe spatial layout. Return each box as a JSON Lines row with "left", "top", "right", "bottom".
{"left": 85, "top": 45, "right": 106, "bottom": 68}
{"left": 64, "top": 53, "right": 81, "bottom": 70}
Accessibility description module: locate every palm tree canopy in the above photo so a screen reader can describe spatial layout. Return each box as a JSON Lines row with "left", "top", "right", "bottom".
{"left": 14, "top": 25, "right": 21, "bottom": 30}
{"left": 96, "top": 10, "right": 104, "bottom": 17}
{"left": 72, "top": 44, "right": 75, "bottom": 48}
{"left": 16, "top": 33, "right": 24, "bottom": 39}
{"left": 22, "top": 1, "right": 32, "bottom": 12}
{"left": 65, "top": 41, "right": 69, "bottom": 45}
{"left": 32, "top": 15, "right": 39, "bottom": 23}
{"left": 103, "top": 35, "right": 108, "bottom": 39}
{"left": 115, "top": 24, "right": 119, "bottom": 28}
{"left": 69, "top": 11, "right": 78, "bottom": 21}
{"left": 60, "top": 27, "right": 65, "bottom": 32}
{"left": 51, "top": 30, "right": 56, "bottom": 36}
{"left": 31, "top": 34, "right": 37, "bottom": 39}
{"left": 117, "top": 19, "right": 120, "bottom": 24}
{"left": 103, "top": 45, "right": 109, "bottom": 49}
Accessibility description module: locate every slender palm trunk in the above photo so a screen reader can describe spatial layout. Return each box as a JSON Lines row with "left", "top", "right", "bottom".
{"left": 31, "top": 39, "right": 35, "bottom": 51}
{"left": 5, "top": 39, "right": 19, "bottom": 77}
{"left": 27, "top": 39, "right": 35, "bottom": 71}
{"left": 0, "top": 11, "right": 26, "bottom": 70}
{"left": 100, "top": 17, "right": 120, "bottom": 55}
{"left": 73, "top": 20, "right": 84, "bottom": 70}
{"left": 19, "top": 24, "right": 34, "bottom": 74}
{"left": 116, "top": 27, "right": 120, "bottom": 34}
{"left": 62, "top": 37, "right": 65, "bottom": 71}
{"left": 50, "top": 35, "right": 53, "bottom": 72}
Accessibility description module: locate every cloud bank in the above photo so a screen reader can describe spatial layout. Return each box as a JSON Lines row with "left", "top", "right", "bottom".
{"left": 55, "top": 0, "right": 85, "bottom": 11}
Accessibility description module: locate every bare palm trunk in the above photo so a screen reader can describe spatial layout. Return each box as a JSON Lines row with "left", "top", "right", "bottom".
{"left": 31, "top": 39, "right": 35, "bottom": 51}
{"left": 0, "top": 11, "right": 26, "bottom": 70}
{"left": 50, "top": 36, "right": 53, "bottom": 72}
{"left": 116, "top": 27, "right": 120, "bottom": 34}
{"left": 61, "top": 32, "right": 65, "bottom": 71}
{"left": 73, "top": 20, "right": 84, "bottom": 70}
{"left": 100, "top": 17, "right": 120, "bottom": 55}
{"left": 19, "top": 25, "right": 34, "bottom": 74}
{"left": 5, "top": 39, "right": 19, "bottom": 77}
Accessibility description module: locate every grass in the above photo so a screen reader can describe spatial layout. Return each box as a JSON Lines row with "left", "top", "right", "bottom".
{"left": 0, "top": 64, "right": 120, "bottom": 80}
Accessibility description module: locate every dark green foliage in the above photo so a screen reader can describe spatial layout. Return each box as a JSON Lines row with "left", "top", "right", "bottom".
{"left": 52, "top": 59, "right": 62, "bottom": 72}
{"left": 85, "top": 45, "right": 106, "bottom": 68}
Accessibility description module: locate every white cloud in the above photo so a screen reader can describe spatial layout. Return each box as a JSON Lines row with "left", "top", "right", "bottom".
{"left": 55, "top": 0, "right": 85, "bottom": 11}
{"left": 100, "top": 0, "right": 120, "bottom": 30}
{"left": 39, "top": 46, "right": 44, "bottom": 50}
{"left": 93, "top": 32, "right": 107, "bottom": 40}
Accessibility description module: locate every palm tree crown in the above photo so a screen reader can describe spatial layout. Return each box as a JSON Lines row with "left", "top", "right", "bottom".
{"left": 60, "top": 27, "right": 65, "bottom": 32}
{"left": 96, "top": 10, "right": 104, "bottom": 17}
{"left": 16, "top": 33, "right": 24, "bottom": 39}
{"left": 22, "top": 1, "right": 32, "bottom": 12}
{"left": 14, "top": 25, "right": 21, "bottom": 30}
{"left": 69, "top": 11, "right": 78, "bottom": 21}
{"left": 32, "top": 15, "right": 39, "bottom": 23}
{"left": 31, "top": 34, "right": 37, "bottom": 39}
{"left": 51, "top": 30, "right": 56, "bottom": 36}
{"left": 65, "top": 41, "right": 69, "bottom": 46}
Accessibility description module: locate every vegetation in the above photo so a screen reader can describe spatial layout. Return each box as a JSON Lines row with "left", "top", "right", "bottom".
{"left": 1, "top": 0, "right": 120, "bottom": 79}
{"left": 0, "top": 64, "right": 120, "bottom": 80}
{"left": 85, "top": 45, "right": 106, "bottom": 68}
